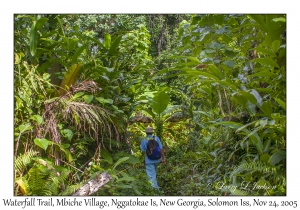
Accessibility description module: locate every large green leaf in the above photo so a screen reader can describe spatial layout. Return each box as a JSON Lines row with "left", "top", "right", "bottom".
{"left": 35, "top": 17, "right": 48, "bottom": 30}
{"left": 18, "top": 123, "right": 33, "bottom": 133}
{"left": 260, "top": 154, "right": 270, "bottom": 163}
{"left": 265, "top": 15, "right": 286, "bottom": 45}
{"left": 116, "top": 176, "right": 136, "bottom": 183}
{"left": 248, "top": 15, "right": 267, "bottom": 31}
{"left": 71, "top": 92, "right": 84, "bottom": 100}
{"left": 14, "top": 52, "right": 24, "bottom": 64}
{"left": 231, "top": 93, "right": 247, "bottom": 107}
{"left": 124, "top": 155, "right": 140, "bottom": 165}
{"left": 270, "top": 151, "right": 286, "bottom": 166}
{"left": 266, "top": 14, "right": 281, "bottom": 32}
{"left": 30, "top": 21, "right": 38, "bottom": 56}
{"left": 184, "top": 70, "right": 219, "bottom": 80}
{"left": 15, "top": 96, "right": 23, "bottom": 109}
{"left": 214, "top": 79, "right": 238, "bottom": 90}
{"left": 108, "top": 36, "right": 122, "bottom": 55}
{"left": 250, "top": 70, "right": 276, "bottom": 78}
{"left": 56, "top": 16, "right": 65, "bottom": 37}
{"left": 30, "top": 115, "right": 43, "bottom": 125}
{"left": 235, "top": 120, "right": 258, "bottom": 133}
{"left": 96, "top": 97, "right": 113, "bottom": 105}
{"left": 232, "top": 91, "right": 257, "bottom": 106}
{"left": 169, "top": 55, "right": 200, "bottom": 63}
{"left": 272, "top": 40, "right": 281, "bottom": 52}
{"left": 68, "top": 38, "right": 79, "bottom": 52}
{"left": 209, "top": 42, "right": 223, "bottom": 50}
{"left": 104, "top": 33, "right": 111, "bottom": 49}
{"left": 240, "top": 91, "right": 257, "bottom": 105}
{"left": 223, "top": 60, "right": 236, "bottom": 69}
{"left": 85, "top": 35, "right": 105, "bottom": 49}
{"left": 101, "top": 149, "right": 113, "bottom": 164}
{"left": 274, "top": 98, "right": 286, "bottom": 111}
{"left": 263, "top": 139, "right": 272, "bottom": 153}
{"left": 217, "top": 121, "right": 243, "bottom": 129}
{"left": 61, "top": 129, "right": 73, "bottom": 141}
{"left": 272, "top": 17, "right": 286, "bottom": 22}
{"left": 244, "top": 129, "right": 264, "bottom": 154}
{"left": 113, "top": 157, "right": 130, "bottom": 170}
{"left": 36, "top": 61, "right": 54, "bottom": 72}
{"left": 259, "top": 100, "right": 272, "bottom": 118}
{"left": 58, "top": 64, "right": 81, "bottom": 96}
{"left": 219, "top": 120, "right": 263, "bottom": 154}
{"left": 34, "top": 138, "right": 52, "bottom": 151}
{"left": 255, "top": 46, "right": 276, "bottom": 57}
{"left": 59, "top": 145, "right": 73, "bottom": 163}
{"left": 208, "top": 64, "right": 223, "bottom": 79}
{"left": 250, "top": 89, "right": 263, "bottom": 106}
{"left": 84, "top": 95, "right": 94, "bottom": 104}
{"left": 252, "top": 58, "right": 279, "bottom": 68}
{"left": 151, "top": 91, "right": 170, "bottom": 115}
{"left": 71, "top": 45, "right": 85, "bottom": 63}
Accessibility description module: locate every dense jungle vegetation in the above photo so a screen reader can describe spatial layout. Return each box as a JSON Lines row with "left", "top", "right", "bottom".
{"left": 14, "top": 14, "right": 286, "bottom": 196}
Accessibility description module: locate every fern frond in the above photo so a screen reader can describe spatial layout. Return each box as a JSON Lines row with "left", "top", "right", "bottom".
{"left": 37, "top": 159, "right": 70, "bottom": 195}
{"left": 230, "top": 161, "right": 276, "bottom": 180}
{"left": 230, "top": 188, "right": 249, "bottom": 196}
{"left": 74, "top": 142, "right": 89, "bottom": 159}
{"left": 14, "top": 150, "right": 39, "bottom": 175}
{"left": 43, "top": 175, "right": 60, "bottom": 195}
{"left": 59, "top": 183, "right": 82, "bottom": 196}
{"left": 27, "top": 160, "right": 70, "bottom": 196}
{"left": 27, "top": 166, "right": 46, "bottom": 195}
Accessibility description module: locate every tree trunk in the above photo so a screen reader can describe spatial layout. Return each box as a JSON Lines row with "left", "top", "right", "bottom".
{"left": 72, "top": 172, "right": 112, "bottom": 196}
{"left": 157, "top": 27, "right": 165, "bottom": 55}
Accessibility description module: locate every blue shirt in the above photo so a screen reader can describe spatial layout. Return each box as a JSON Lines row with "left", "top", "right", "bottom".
{"left": 140, "top": 135, "right": 163, "bottom": 164}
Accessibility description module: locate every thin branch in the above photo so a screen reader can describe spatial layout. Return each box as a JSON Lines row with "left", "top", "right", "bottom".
{"left": 14, "top": 124, "right": 31, "bottom": 156}
{"left": 224, "top": 89, "right": 232, "bottom": 120}
{"left": 217, "top": 90, "right": 225, "bottom": 117}
{"left": 61, "top": 159, "right": 84, "bottom": 172}
{"left": 50, "top": 154, "right": 84, "bottom": 173}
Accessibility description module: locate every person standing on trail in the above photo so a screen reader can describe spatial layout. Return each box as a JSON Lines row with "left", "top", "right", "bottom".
{"left": 140, "top": 126, "right": 166, "bottom": 190}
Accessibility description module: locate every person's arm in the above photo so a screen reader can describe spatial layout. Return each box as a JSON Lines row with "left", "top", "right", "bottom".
{"left": 140, "top": 140, "right": 146, "bottom": 153}
{"left": 140, "top": 140, "right": 146, "bottom": 165}
{"left": 155, "top": 136, "right": 166, "bottom": 165}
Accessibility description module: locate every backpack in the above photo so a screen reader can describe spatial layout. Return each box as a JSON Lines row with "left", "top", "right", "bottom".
{"left": 146, "top": 137, "right": 161, "bottom": 160}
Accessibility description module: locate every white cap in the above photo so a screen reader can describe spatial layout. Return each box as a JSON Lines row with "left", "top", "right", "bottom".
{"left": 145, "top": 127, "right": 153, "bottom": 133}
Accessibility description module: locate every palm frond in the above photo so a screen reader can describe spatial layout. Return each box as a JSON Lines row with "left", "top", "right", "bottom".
{"left": 40, "top": 80, "right": 122, "bottom": 165}
{"left": 63, "top": 101, "right": 119, "bottom": 144}
{"left": 42, "top": 80, "right": 121, "bottom": 145}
